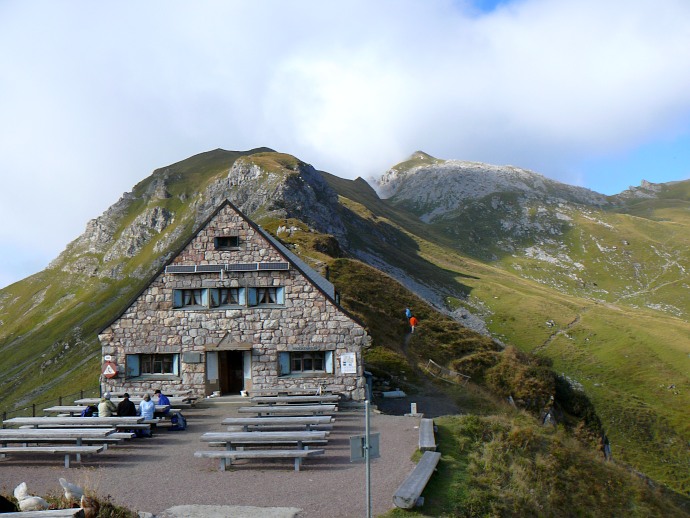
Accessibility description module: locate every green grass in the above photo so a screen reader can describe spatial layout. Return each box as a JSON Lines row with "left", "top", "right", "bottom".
{"left": 382, "top": 414, "right": 690, "bottom": 517}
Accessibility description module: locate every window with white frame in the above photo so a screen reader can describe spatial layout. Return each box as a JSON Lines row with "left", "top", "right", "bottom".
{"left": 173, "top": 289, "right": 207, "bottom": 308}
{"left": 126, "top": 353, "right": 180, "bottom": 378}
{"left": 210, "top": 287, "right": 245, "bottom": 307}
{"left": 248, "top": 287, "right": 284, "bottom": 306}
{"left": 278, "top": 351, "right": 334, "bottom": 376}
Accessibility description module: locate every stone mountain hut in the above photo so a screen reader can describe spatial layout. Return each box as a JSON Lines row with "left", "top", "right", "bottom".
{"left": 98, "top": 199, "right": 370, "bottom": 400}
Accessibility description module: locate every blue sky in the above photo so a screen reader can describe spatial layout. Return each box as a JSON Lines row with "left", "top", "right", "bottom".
{"left": 1, "top": 0, "right": 690, "bottom": 289}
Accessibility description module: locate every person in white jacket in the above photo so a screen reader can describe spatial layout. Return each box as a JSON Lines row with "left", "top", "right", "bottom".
{"left": 139, "top": 394, "right": 156, "bottom": 420}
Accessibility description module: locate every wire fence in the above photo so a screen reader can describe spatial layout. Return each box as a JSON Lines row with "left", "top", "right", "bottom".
{"left": 1, "top": 387, "right": 101, "bottom": 424}
{"left": 424, "top": 359, "right": 471, "bottom": 385}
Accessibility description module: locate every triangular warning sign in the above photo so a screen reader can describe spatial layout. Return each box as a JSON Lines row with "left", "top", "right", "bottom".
{"left": 103, "top": 365, "right": 116, "bottom": 375}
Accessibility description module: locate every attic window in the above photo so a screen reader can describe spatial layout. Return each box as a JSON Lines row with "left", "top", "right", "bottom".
{"left": 215, "top": 236, "right": 240, "bottom": 249}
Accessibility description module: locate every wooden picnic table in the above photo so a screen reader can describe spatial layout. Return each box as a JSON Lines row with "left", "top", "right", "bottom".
{"left": 250, "top": 394, "right": 340, "bottom": 405}
{"left": 0, "top": 427, "right": 116, "bottom": 444}
{"left": 248, "top": 388, "right": 332, "bottom": 396}
{"left": 0, "top": 427, "right": 117, "bottom": 465}
{"left": 221, "top": 415, "right": 334, "bottom": 431}
{"left": 200, "top": 430, "right": 329, "bottom": 450}
{"left": 108, "top": 389, "right": 192, "bottom": 397}
{"left": 238, "top": 404, "right": 336, "bottom": 417}
{"left": 4, "top": 416, "right": 144, "bottom": 428}
{"left": 43, "top": 405, "right": 170, "bottom": 416}
{"left": 75, "top": 396, "right": 191, "bottom": 405}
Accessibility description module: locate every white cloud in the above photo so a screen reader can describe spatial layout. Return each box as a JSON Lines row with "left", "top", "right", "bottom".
{"left": 1, "top": 0, "right": 690, "bottom": 287}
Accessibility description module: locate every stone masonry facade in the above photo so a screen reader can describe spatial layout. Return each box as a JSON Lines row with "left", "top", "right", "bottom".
{"left": 98, "top": 201, "right": 370, "bottom": 400}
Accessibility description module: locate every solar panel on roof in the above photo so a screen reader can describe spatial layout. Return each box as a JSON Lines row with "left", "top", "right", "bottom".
{"left": 196, "top": 264, "right": 225, "bottom": 272}
{"left": 258, "top": 262, "right": 290, "bottom": 270}
{"left": 226, "top": 263, "right": 258, "bottom": 271}
{"left": 165, "top": 265, "right": 197, "bottom": 274}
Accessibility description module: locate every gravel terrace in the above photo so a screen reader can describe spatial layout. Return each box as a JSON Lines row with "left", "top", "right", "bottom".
{"left": 0, "top": 395, "right": 436, "bottom": 517}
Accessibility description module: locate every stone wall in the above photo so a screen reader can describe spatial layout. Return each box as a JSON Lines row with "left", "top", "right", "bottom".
{"left": 99, "top": 203, "right": 370, "bottom": 400}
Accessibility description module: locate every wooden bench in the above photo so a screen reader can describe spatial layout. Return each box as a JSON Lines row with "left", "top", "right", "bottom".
{"left": 0, "top": 445, "right": 105, "bottom": 468}
{"left": 194, "top": 448, "right": 325, "bottom": 471}
{"left": 419, "top": 418, "right": 437, "bottom": 451}
{"left": 222, "top": 416, "right": 334, "bottom": 432}
{"left": 238, "top": 404, "right": 336, "bottom": 416}
{"left": 0, "top": 432, "right": 133, "bottom": 445}
{"left": 393, "top": 450, "right": 442, "bottom": 509}
{"left": 3, "top": 509, "right": 85, "bottom": 517}
{"left": 248, "top": 388, "right": 331, "bottom": 396}
{"left": 251, "top": 395, "right": 340, "bottom": 405}
{"left": 43, "top": 405, "right": 169, "bottom": 416}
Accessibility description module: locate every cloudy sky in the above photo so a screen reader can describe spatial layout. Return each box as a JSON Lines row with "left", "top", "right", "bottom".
{"left": 2, "top": 0, "right": 690, "bottom": 289}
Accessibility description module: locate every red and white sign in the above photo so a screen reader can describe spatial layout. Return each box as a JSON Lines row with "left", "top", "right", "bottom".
{"left": 102, "top": 361, "right": 118, "bottom": 379}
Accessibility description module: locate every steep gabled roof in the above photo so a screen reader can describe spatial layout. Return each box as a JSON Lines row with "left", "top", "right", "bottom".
{"left": 99, "top": 199, "right": 353, "bottom": 333}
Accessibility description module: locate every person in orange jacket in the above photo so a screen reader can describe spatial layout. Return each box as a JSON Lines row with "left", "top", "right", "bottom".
{"left": 409, "top": 315, "right": 419, "bottom": 333}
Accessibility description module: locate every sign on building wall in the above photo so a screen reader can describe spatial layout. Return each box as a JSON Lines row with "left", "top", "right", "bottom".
{"left": 102, "top": 361, "right": 117, "bottom": 379}
{"left": 340, "top": 352, "right": 357, "bottom": 374}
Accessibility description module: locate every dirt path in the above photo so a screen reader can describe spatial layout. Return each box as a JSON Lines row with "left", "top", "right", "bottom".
{"left": 0, "top": 397, "right": 421, "bottom": 517}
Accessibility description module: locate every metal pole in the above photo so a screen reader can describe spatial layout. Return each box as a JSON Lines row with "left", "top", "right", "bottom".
{"left": 365, "top": 400, "right": 372, "bottom": 518}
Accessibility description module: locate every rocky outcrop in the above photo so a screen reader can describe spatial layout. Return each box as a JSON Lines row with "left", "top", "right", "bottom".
{"left": 50, "top": 151, "right": 349, "bottom": 282}
{"left": 103, "top": 206, "right": 174, "bottom": 262}
{"left": 375, "top": 153, "right": 609, "bottom": 222}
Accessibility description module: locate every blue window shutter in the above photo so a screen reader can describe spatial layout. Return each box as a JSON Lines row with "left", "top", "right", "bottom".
{"left": 248, "top": 288, "right": 257, "bottom": 306}
{"left": 276, "top": 287, "right": 285, "bottom": 304}
{"left": 173, "top": 290, "right": 182, "bottom": 308}
{"left": 279, "top": 352, "right": 290, "bottom": 376}
{"left": 210, "top": 289, "right": 219, "bottom": 307}
{"left": 325, "top": 351, "right": 334, "bottom": 374}
{"left": 126, "top": 355, "right": 140, "bottom": 377}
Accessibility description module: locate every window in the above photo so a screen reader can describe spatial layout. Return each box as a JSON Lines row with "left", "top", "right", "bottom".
{"left": 173, "top": 286, "right": 283, "bottom": 309}
{"left": 248, "top": 287, "right": 284, "bottom": 306}
{"left": 214, "top": 236, "right": 240, "bottom": 249}
{"left": 126, "top": 353, "right": 180, "bottom": 377}
{"left": 279, "top": 351, "right": 334, "bottom": 376}
{"left": 173, "top": 289, "right": 207, "bottom": 308}
{"left": 210, "top": 287, "right": 245, "bottom": 307}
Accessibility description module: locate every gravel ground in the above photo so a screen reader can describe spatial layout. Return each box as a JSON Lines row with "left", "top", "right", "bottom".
{"left": 0, "top": 396, "right": 424, "bottom": 517}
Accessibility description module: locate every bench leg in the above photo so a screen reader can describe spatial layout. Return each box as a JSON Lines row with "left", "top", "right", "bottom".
{"left": 220, "top": 458, "right": 226, "bottom": 472}
{"left": 294, "top": 457, "right": 302, "bottom": 471}
{"left": 64, "top": 454, "right": 71, "bottom": 469}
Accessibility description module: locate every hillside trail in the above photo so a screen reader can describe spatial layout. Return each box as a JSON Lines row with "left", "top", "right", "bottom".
{"left": 532, "top": 249, "right": 685, "bottom": 356}
{"left": 374, "top": 327, "right": 460, "bottom": 418}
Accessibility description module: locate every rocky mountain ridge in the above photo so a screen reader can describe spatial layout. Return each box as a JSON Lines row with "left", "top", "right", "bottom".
{"left": 374, "top": 151, "right": 610, "bottom": 221}
{"left": 50, "top": 150, "right": 347, "bottom": 284}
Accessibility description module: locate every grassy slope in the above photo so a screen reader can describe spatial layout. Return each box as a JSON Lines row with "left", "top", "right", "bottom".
{"left": 327, "top": 258, "right": 689, "bottom": 516}
{"left": 0, "top": 148, "right": 270, "bottom": 412}
{"left": 322, "top": 173, "right": 690, "bottom": 495}
{"left": 385, "top": 414, "right": 689, "bottom": 517}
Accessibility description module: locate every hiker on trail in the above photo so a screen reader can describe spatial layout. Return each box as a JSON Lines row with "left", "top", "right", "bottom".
{"left": 405, "top": 307, "right": 412, "bottom": 320}
{"left": 409, "top": 315, "right": 419, "bottom": 333}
